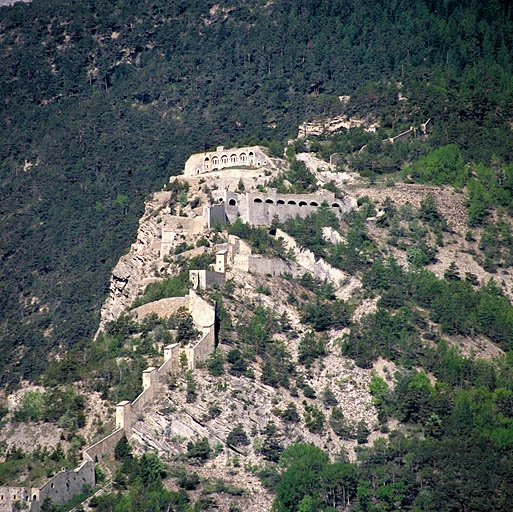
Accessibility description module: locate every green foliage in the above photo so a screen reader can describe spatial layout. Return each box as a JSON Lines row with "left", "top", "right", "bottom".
{"left": 281, "top": 402, "right": 300, "bottom": 424}
{"left": 286, "top": 159, "right": 316, "bottom": 193}
{"left": 226, "top": 424, "right": 250, "bottom": 447}
{"left": 3, "top": 0, "right": 513, "bottom": 386}
{"left": 298, "top": 332, "right": 326, "bottom": 367}
{"left": 303, "top": 402, "right": 325, "bottom": 434}
{"left": 228, "top": 218, "right": 287, "bottom": 258}
{"left": 207, "top": 349, "right": 225, "bottom": 377}
{"left": 408, "top": 145, "right": 466, "bottom": 185}
{"left": 114, "top": 435, "right": 132, "bottom": 461}
{"left": 186, "top": 438, "right": 211, "bottom": 463}
{"left": 13, "top": 388, "right": 86, "bottom": 431}
{"left": 300, "top": 298, "right": 351, "bottom": 331}
{"left": 329, "top": 407, "right": 355, "bottom": 440}
{"left": 185, "top": 371, "right": 197, "bottom": 403}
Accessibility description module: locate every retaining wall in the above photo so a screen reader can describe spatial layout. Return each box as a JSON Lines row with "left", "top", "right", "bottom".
{"left": 85, "top": 428, "right": 125, "bottom": 462}
{"left": 131, "top": 297, "right": 189, "bottom": 321}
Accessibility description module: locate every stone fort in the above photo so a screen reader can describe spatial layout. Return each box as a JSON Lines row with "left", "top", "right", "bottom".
{"left": 184, "top": 145, "right": 269, "bottom": 176}
{"left": 0, "top": 144, "right": 358, "bottom": 511}
{"left": 211, "top": 188, "right": 355, "bottom": 226}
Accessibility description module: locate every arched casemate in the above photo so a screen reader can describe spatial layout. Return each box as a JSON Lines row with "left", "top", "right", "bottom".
{"left": 254, "top": 198, "right": 263, "bottom": 203}
{"left": 310, "top": 201, "right": 318, "bottom": 207}
{"left": 288, "top": 200, "right": 297, "bottom": 206}
{"left": 277, "top": 199, "right": 285, "bottom": 205}
{"left": 265, "top": 199, "right": 274, "bottom": 204}
{"left": 299, "top": 201, "right": 307, "bottom": 207}
{"left": 332, "top": 203, "right": 340, "bottom": 208}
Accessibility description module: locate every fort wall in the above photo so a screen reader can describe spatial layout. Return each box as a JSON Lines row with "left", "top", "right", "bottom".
{"left": 211, "top": 189, "right": 354, "bottom": 227}
{"left": 189, "top": 270, "right": 225, "bottom": 290}
{"left": 130, "top": 297, "right": 189, "bottom": 321}
{"left": 0, "top": 459, "right": 95, "bottom": 512}
{"left": 85, "top": 428, "right": 125, "bottom": 462}
{"left": 184, "top": 146, "right": 268, "bottom": 177}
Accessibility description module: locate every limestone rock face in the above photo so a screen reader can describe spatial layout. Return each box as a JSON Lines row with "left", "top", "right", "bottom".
{"left": 96, "top": 192, "right": 171, "bottom": 334}
{"left": 276, "top": 228, "right": 360, "bottom": 300}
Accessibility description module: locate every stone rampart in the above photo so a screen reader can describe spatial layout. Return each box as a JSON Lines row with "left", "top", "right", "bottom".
{"left": 206, "top": 204, "right": 228, "bottom": 228}
{"left": 0, "top": 486, "right": 33, "bottom": 511}
{"left": 189, "top": 270, "right": 225, "bottom": 290}
{"left": 37, "top": 460, "right": 95, "bottom": 509}
{"left": 84, "top": 428, "right": 125, "bottom": 462}
{"left": 186, "top": 327, "right": 215, "bottom": 369}
{"left": 211, "top": 189, "right": 354, "bottom": 226}
{"left": 0, "top": 449, "right": 95, "bottom": 512}
{"left": 131, "top": 297, "right": 189, "bottom": 321}
{"left": 247, "top": 255, "right": 297, "bottom": 277}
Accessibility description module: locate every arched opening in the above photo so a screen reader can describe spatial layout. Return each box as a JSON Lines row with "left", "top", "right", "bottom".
{"left": 240, "top": 153, "right": 247, "bottom": 163}
{"left": 228, "top": 198, "right": 237, "bottom": 206}
{"left": 254, "top": 198, "right": 263, "bottom": 203}
{"left": 203, "top": 157, "right": 210, "bottom": 170}
{"left": 221, "top": 155, "right": 228, "bottom": 164}
{"left": 310, "top": 201, "right": 318, "bottom": 207}
{"left": 230, "top": 154, "right": 237, "bottom": 163}
{"left": 33, "top": 496, "right": 37, "bottom": 501}
{"left": 288, "top": 200, "right": 297, "bottom": 206}
{"left": 249, "top": 151, "right": 254, "bottom": 164}
{"left": 277, "top": 199, "right": 285, "bottom": 205}
{"left": 332, "top": 203, "right": 340, "bottom": 208}
{"left": 299, "top": 201, "right": 307, "bottom": 207}
{"left": 265, "top": 199, "right": 274, "bottom": 204}
{"left": 196, "top": 169, "right": 201, "bottom": 174}
{"left": 212, "top": 156, "right": 219, "bottom": 166}
{"left": 218, "top": 197, "right": 224, "bottom": 203}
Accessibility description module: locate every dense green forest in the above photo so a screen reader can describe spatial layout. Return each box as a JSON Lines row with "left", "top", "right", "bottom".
{"left": 1, "top": 1, "right": 513, "bottom": 390}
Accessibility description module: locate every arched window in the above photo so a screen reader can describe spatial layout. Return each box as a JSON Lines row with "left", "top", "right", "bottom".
{"left": 221, "top": 155, "right": 228, "bottom": 164}
{"left": 265, "top": 199, "right": 274, "bottom": 204}
{"left": 277, "top": 199, "right": 285, "bottom": 205}
{"left": 299, "top": 201, "right": 307, "bottom": 207}
{"left": 196, "top": 169, "right": 200, "bottom": 174}
{"left": 228, "top": 198, "right": 237, "bottom": 206}
{"left": 288, "top": 200, "right": 297, "bottom": 206}
{"left": 33, "top": 496, "right": 37, "bottom": 501}
{"left": 248, "top": 151, "right": 254, "bottom": 164}
{"left": 230, "top": 154, "right": 237, "bottom": 163}
{"left": 310, "top": 201, "right": 318, "bottom": 207}
{"left": 240, "top": 153, "right": 247, "bottom": 163}
{"left": 254, "top": 198, "right": 263, "bottom": 203}
{"left": 203, "top": 157, "right": 210, "bottom": 170}
{"left": 212, "top": 156, "right": 219, "bottom": 166}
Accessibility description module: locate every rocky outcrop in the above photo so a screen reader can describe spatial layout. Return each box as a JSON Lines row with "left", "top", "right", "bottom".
{"left": 96, "top": 192, "right": 171, "bottom": 335}
{"left": 275, "top": 228, "right": 360, "bottom": 300}
{"left": 297, "top": 115, "right": 379, "bottom": 138}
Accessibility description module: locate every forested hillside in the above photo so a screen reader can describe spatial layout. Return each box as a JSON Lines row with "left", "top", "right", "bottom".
{"left": 1, "top": 0, "right": 513, "bottom": 386}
